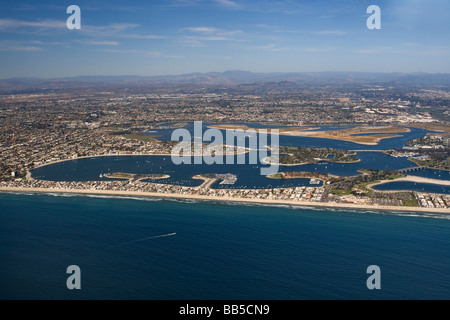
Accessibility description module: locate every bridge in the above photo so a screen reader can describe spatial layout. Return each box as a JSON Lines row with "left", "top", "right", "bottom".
{"left": 397, "top": 166, "right": 427, "bottom": 174}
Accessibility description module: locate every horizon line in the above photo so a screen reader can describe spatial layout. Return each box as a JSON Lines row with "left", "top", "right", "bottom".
{"left": 2, "top": 70, "right": 450, "bottom": 81}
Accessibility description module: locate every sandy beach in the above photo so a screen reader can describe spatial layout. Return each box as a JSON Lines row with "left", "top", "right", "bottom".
{"left": 368, "top": 175, "right": 450, "bottom": 193}
{"left": 9, "top": 153, "right": 448, "bottom": 216}
{"left": 1, "top": 186, "right": 448, "bottom": 214}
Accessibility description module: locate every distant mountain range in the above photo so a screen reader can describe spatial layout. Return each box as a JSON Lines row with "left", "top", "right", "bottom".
{"left": 1, "top": 71, "right": 449, "bottom": 93}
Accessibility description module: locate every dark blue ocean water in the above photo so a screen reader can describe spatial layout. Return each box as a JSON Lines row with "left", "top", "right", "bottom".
{"left": 1, "top": 192, "right": 450, "bottom": 300}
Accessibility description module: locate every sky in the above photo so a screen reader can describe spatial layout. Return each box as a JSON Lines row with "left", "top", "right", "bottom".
{"left": 0, "top": 0, "right": 449, "bottom": 78}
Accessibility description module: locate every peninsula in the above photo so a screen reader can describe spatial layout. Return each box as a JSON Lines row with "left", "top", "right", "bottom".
{"left": 1, "top": 74, "right": 448, "bottom": 214}
{"left": 208, "top": 125, "right": 410, "bottom": 145}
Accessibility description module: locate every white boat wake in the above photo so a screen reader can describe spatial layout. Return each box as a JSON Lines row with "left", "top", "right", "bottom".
{"left": 79, "top": 233, "right": 177, "bottom": 264}
{"left": 115, "top": 233, "right": 176, "bottom": 247}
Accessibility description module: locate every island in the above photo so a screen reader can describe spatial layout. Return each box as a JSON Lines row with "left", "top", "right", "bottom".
{"left": 104, "top": 172, "right": 170, "bottom": 182}
{"left": 277, "top": 147, "right": 360, "bottom": 165}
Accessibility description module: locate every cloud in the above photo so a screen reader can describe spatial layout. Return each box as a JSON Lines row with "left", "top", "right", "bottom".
{"left": 0, "top": 18, "right": 65, "bottom": 30}
{"left": 11, "top": 4, "right": 38, "bottom": 11}
{"left": 353, "top": 45, "right": 449, "bottom": 57}
{"left": 258, "top": 44, "right": 290, "bottom": 52}
{"left": 169, "top": 0, "right": 240, "bottom": 9}
{"left": 81, "top": 23, "right": 140, "bottom": 36}
{"left": 0, "top": 39, "right": 73, "bottom": 52}
{"left": 400, "top": 42, "right": 418, "bottom": 47}
{"left": 29, "top": 40, "right": 66, "bottom": 46}
{"left": 354, "top": 47, "right": 393, "bottom": 54}
{"left": 11, "top": 4, "right": 65, "bottom": 11}
{"left": 0, "top": 43, "right": 44, "bottom": 52}
{"left": 312, "top": 30, "right": 347, "bottom": 36}
{"left": 233, "top": 0, "right": 310, "bottom": 14}
{"left": 212, "top": 0, "right": 240, "bottom": 8}
{"left": 416, "top": 48, "right": 449, "bottom": 56}
{"left": 100, "top": 48, "right": 184, "bottom": 59}
{"left": 83, "top": 40, "right": 120, "bottom": 46}
{"left": 168, "top": 0, "right": 202, "bottom": 7}
{"left": 82, "top": 5, "right": 146, "bottom": 12}
{"left": 303, "top": 47, "right": 332, "bottom": 53}
{"left": 183, "top": 26, "right": 241, "bottom": 35}
{"left": 124, "top": 34, "right": 165, "bottom": 39}
{"left": 0, "top": 18, "right": 159, "bottom": 40}
{"left": 169, "top": 0, "right": 309, "bottom": 14}
{"left": 184, "top": 35, "right": 229, "bottom": 41}
{"left": 180, "top": 26, "right": 243, "bottom": 46}
{"left": 184, "top": 27, "right": 218, "bottom": 33}
{"left": 79, "top": 23, "right": 164, "bottom": 40}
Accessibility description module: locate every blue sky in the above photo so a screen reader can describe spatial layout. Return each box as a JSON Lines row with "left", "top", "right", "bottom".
{"left": 0, "top": 0, "right": 449, "bottom": 78}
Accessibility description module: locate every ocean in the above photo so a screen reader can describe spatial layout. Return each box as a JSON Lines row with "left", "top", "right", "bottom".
{"left": 1, "top": 192, "right": 450, "bottom": 300}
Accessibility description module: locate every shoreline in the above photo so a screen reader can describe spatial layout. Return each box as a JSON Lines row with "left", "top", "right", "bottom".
{"left": 30, "top": 149, "right": 250, "bottom": 173}
{"left": 31, "top": 153, "right": 175, "bottom": 171}
{"left": 407, "top": 157, "right": 450, "bottom": 172}
{"left": 1, "top": 186, "right": 449, "bottom": 214}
